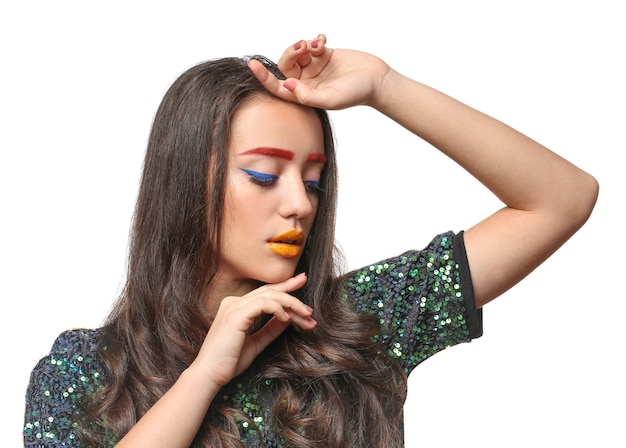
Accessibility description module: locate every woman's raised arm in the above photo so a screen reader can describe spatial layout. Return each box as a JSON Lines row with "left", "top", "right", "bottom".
{"left": 250, "top": 35, "right": 599, "bottom": 307}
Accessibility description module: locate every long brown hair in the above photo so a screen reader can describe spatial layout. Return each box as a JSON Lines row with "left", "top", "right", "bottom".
{"left": 79, "top": 56, "right": 407, "bottom": 447}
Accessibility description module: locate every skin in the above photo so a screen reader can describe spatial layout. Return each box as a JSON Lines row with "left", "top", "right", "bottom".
{"left": 249, "top": 34, "right": 599, "bottom": 306}
{"left": 206, "top": 96, "right": 326, "bottom": 316}
{"left": 118, "top": 89, "right": 322, "bottom": 448}
{"left": 117, "top": 35, "right": 599, "bottom": 447}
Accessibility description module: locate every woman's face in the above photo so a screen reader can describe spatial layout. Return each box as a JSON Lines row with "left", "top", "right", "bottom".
{"left": 217, "top": 96, "right": 326, "bottom": 293}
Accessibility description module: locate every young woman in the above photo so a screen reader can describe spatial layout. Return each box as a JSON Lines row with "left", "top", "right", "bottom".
{"left": 24, "top": 35, "right": 598, "bottom": 447}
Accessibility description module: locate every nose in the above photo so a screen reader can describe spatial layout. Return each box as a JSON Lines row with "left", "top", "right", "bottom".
{"left": 278, "top": 174, "right": 316, "bottom": 220}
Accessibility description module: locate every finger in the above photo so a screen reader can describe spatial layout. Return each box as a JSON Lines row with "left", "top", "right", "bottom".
{"left": 278, "top": 35, "right": 327, "bottom": 78}
{"left": 278, "top": 38, "right": 315, "bottom": 78}
{"left": 278, "top": 40, "right": 308, "bottom": 78}
{"left": 248, "top": 317, "right": 291, "bottom": 352}
{"left": 238, "top": 289, "right": 313, "bottom": 327}
{"left": 249, "top": 286, "right": 313, "bottom": 318}
{"left": 255, "top": 291, "right": 313, "bottom": 319}
{"left": 239, "top": 317, "right": 293, "bottom": 370}
{"left": 308, "top": 33, "right": 327, "bottom": 57}
{"left": 281, "top": 78, "right": 341, "bottom": 110}
{"left": 240, "top": 312, "right": 317, "bottom": 373}
{"left": 247, "top": 58, "right": 298, "bottom": 102}
{"left": 285, "top": 311, "right": 317, "bottom": 330}
{"left": 216, "top": 275, "right": 310, "bottom": 331}
{"left": 250, "top": 312, "right": 316, "bottom": 353}
{"left": 251, "top": 272, "right": 308, "bottom": 295}
{"left": 247, "top": 58, "right": 282, "bottom": 92}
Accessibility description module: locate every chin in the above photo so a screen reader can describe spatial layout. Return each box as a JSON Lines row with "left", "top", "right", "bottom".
{"left": 255, "top": 261, "right": 300, "bottom": 285}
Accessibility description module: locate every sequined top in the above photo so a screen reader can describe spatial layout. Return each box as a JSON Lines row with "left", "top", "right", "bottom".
{"left": 24, "top": 231, "right": 482, "bottom": 447}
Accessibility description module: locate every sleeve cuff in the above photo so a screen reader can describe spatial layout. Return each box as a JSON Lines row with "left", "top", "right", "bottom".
{"left": 453, "top": 231, "right": 483, "bottom": 339}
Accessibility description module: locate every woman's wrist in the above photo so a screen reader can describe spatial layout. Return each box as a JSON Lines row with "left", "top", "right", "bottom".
{"left": 370, "top": 67, "right": 410, "bottom": 114}
{"left": 181, "top": 362, "right": 224, "bottom": 402}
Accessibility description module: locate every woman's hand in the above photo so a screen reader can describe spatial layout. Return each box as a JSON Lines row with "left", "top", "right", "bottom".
{"left": 248, "top": 34, "right": 392, "bottom": 110}
{"left": 191, "top": 273, "right": 316, "bottom": 388}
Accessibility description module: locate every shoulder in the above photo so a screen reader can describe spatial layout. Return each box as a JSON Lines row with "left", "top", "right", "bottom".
{"left": 29, "top": 327, "right": 106, "bottom": 394}
{"left": 48, "top": 328, "right": 103, "bottom": 356}
{"left": 24, "top": 328, "right": 106, "bottom": 445}
{"left": 342, "top": 231, "right": 464, "bottom": 287}
{"left": 26, "top": 327, "right": 106, "bottom": 397}
{"left": 37, "top": 327, "right": 105, "bottom": 375}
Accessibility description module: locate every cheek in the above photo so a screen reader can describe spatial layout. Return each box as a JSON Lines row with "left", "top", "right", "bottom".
{"left": 313, "top": 194, "right": 320, "bottom": 212}
{"left": 226, "top": 183, "right": 274, "bottom": 224}
{"left": 307, "top": 194, "right": 321, "bottom": 223}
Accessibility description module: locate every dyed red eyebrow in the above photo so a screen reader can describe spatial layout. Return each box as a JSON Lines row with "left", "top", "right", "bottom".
{"left": 237, "top": 147, "right": 327, "bottom": 164}
{"left": 306, "top": 153, "right": 327, "bottom": 163}
{"left": 238, "top": 147, "right": 294, "bottom": 160}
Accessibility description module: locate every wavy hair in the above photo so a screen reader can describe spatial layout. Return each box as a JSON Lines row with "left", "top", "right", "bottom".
{"left": 78, "top": 55, "right": 407, "bottom": 447}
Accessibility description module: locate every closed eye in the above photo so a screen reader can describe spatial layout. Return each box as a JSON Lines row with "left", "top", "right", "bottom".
{"left": 240, "top": 168, "right": 278, "bottom": 186}
{"left": 304, "top": 180, "right": 323, "bottom": 192}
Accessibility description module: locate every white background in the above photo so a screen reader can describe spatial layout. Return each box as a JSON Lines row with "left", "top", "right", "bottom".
{"left": 2, "top": 1, "right": 624, "bottom": 446}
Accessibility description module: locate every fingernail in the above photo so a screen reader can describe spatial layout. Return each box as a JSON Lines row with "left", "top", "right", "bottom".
{"left": 283, "top": 80, "right": 296, "bottom": 92}
{"left": 311, "top": 39, "right": 319, "bottom": 49}
{"left": 293, "top": 40, "right": 302, "bottom": 50}
{"left": 304, "top": 305, "right": 313, "bottom": 313}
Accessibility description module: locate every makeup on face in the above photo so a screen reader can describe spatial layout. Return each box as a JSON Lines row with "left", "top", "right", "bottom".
{"left": 237, "top": 146, "right": 327, "bottom": 189}
{"left": 237, "top": 146, "right": 327, "bottom": 164}
{"left": 238, "top": 147, "right": 295, "bottom": 160}
{"left": 217, "top": 97, "right": 326, "bottom": 287}
{"left": 235, "top": 146, "right": 326, "bottom": 258}
{"left": 267, "top": 229, "right": 304, "bottom": 258}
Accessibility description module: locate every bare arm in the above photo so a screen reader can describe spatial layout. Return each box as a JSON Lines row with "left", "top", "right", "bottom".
{"left": 373, "top": 70, "right": 598, "bottom": 306}
{"left": 115, "top": 366, "right": 220, "bottom": 447}
{"left": 250, "top": 35, "right": 599, "bottom": 308}
{"left": 116, "top": 274, "right": 316, "bottom": 447}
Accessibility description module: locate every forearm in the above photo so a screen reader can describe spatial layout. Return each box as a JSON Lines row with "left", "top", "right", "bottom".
{"left": 116, "top": 366, "right": 220, "bottom": 448}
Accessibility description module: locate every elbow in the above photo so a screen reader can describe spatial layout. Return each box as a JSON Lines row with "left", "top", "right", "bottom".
{"left": 580, "top": 172, "right": 599, "bottom": 222}
{"left": 568, "top": 171, "right": 599, "bottom": 231}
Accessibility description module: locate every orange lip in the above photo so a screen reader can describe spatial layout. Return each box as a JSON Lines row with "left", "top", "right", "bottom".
{"left": 267, "top": 229, "right": 304, "bottom": 258}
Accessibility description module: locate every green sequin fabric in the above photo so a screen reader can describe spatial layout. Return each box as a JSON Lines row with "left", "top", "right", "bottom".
{"left": 24, "top": 328, "right": 107, "bottom": 447}
{"left": 24, "top": 231, "right": 482, "bottom": 446}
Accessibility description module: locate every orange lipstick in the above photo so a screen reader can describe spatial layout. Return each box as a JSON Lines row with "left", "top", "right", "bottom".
{"left": 267, "top": 229, "right": 304, "bottom": 258}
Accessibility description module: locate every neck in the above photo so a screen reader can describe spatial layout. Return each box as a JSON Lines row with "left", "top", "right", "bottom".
{"left": 203, "top": 273, "right": 263, "bottom": 318}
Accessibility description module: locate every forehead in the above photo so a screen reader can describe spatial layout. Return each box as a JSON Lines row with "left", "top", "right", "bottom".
{"left": 228, "top": 96, "right": 324, "bottom": 156}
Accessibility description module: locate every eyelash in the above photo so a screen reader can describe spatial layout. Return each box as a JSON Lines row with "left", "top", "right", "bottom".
{"left": 240, "top": 168, "right": 322, "bottom": 192}
{"left": 304, "top": 180, "right": 322, "bottom": 192}
{"left": 241, "top": 168, "right": 277, "bottom": 186}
